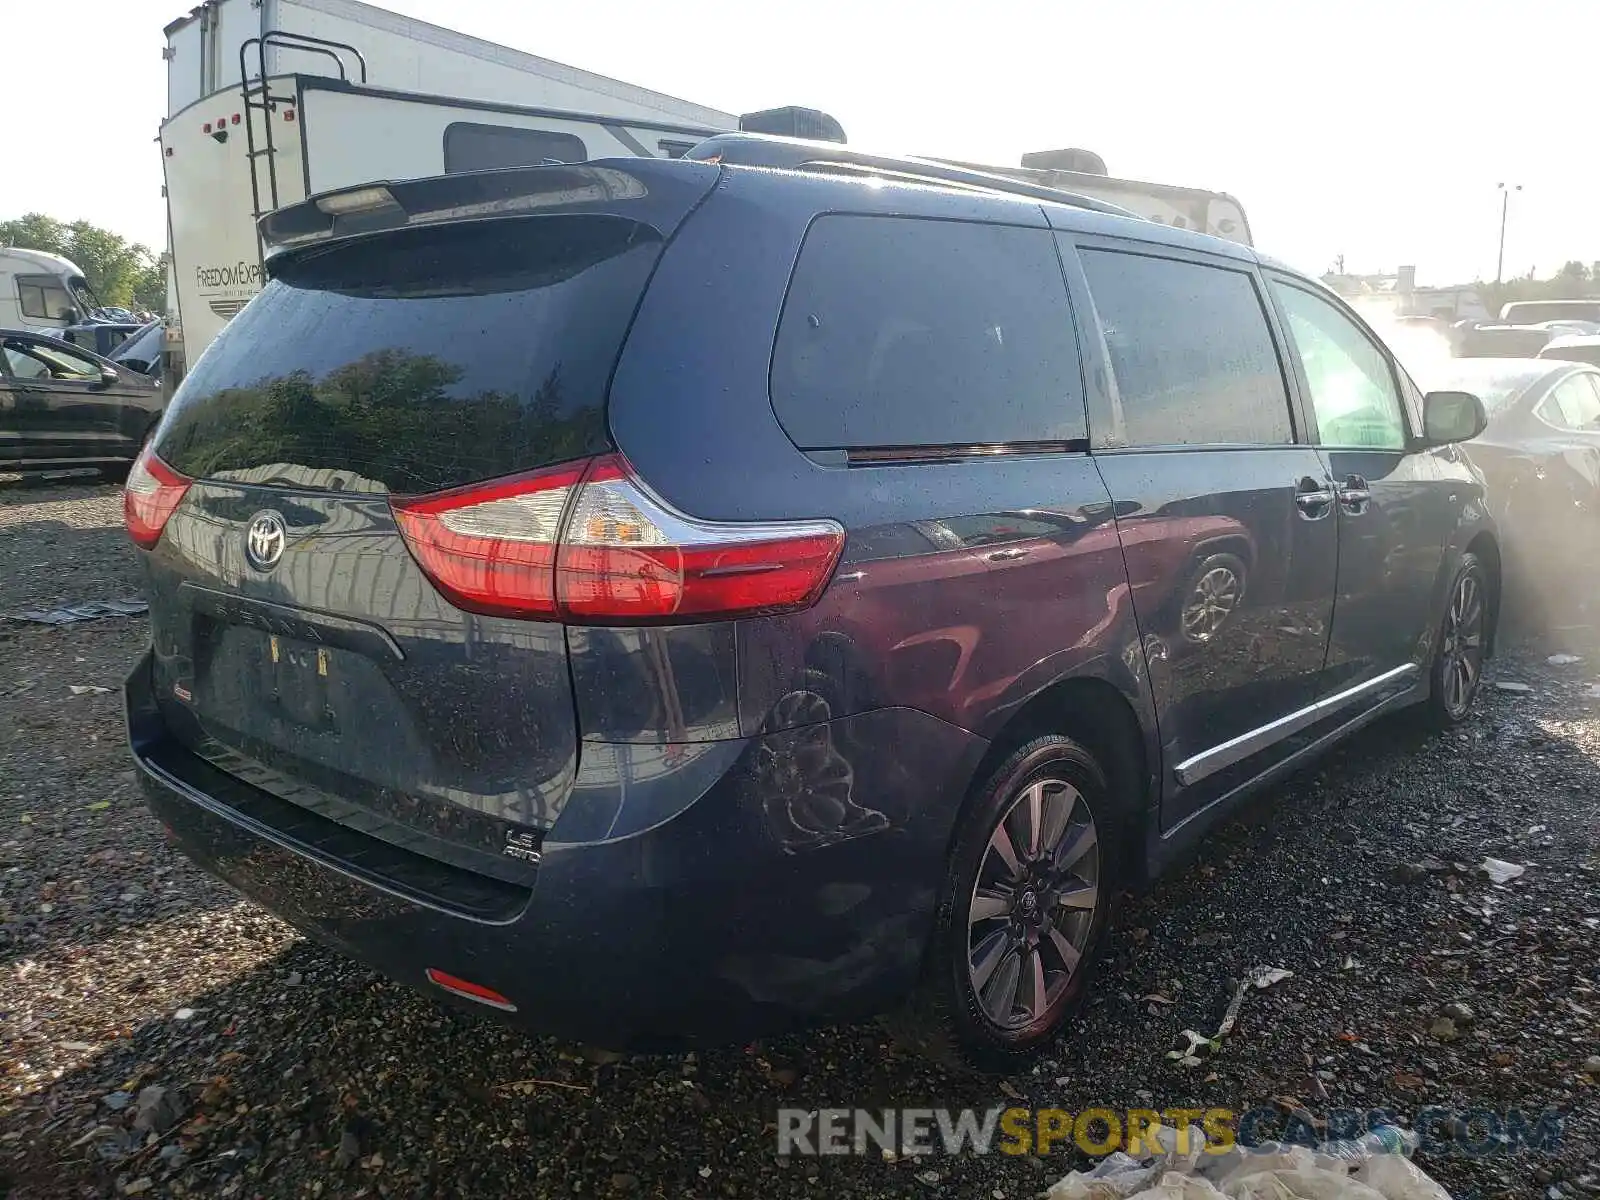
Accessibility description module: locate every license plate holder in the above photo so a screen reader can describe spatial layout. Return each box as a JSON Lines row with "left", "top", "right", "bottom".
{"left": 261, "top": 635, "right": 337, "bottom": 732}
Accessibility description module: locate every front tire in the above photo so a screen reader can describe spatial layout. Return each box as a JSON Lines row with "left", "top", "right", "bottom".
{"left": 900, "top": 735, "right": 1119, "bottom": 1073}
{"left": 1423, "top": 551, "right": 1489, "bottom": 727}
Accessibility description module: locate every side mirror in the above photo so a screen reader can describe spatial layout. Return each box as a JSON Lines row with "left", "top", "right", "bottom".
{"left": 97, "top": 366, "right": 120, "bottom": 387}
{"left": 1421, "top": 390, "right": 1487, "bottom": 446}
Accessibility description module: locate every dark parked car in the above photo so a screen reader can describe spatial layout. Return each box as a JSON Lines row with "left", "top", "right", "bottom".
{"left": 1454, "top": 322, "right": 1553, "bottom": 359}
{"left": 1, "top": 328, "right": 162, "bottom": 473}
{"left": 124, "top": 139, "right": 1498, "bottom": 1071}
{"left": 1426, "top": 357, "right": 1600, "bottom": 629}
{"left": 59, "top": 320, "right": 144, "bottom": 359}
{"left": 110, "top": 319, "right": 165, "bottom": 381}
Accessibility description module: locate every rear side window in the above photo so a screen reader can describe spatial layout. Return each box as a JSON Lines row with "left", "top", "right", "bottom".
{"left": 443, "top": 122, "right": 587, "bottom": 172}
{"left": 1078, "top": 248, "right": 1292, "bottom": 447}
{"left": 156, "top": 215, "right": 660, "bottom": 493}
{"left": 1539, "top": 373, "right": 1600, "bottom": 430}
{"left": 771, "top": 216, "right": 1084, "bottom": 449}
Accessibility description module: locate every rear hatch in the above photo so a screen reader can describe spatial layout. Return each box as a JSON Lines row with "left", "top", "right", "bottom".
{"left": 140, "top": 162, "right": 719, "bottom": 886}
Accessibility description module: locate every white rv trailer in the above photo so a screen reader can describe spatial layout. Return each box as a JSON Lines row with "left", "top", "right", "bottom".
{"left": 0, "top": 247, "right": 104, "bottom": 334}
{"left": 160, "top": 0, "right": 1252, "bottom": 386}
{"left": 161, "top": 0, "right": 740, "bottom": 376}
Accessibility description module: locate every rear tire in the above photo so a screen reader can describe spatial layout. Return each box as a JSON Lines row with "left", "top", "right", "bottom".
{"left": 895, "top": 735, "right": 1120, "bottom": 1073}
{"left": 1421, "top": 551, "right": 1489, "bottom": 728}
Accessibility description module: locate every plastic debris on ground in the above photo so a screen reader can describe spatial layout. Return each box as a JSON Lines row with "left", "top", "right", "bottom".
{"left": 5, "top": 598, "right": 148, "bottom": 625}
{"left": 1479, "top": 857, "right": 1526, "bottom": 884}
{"left": 1168, "top": 967, "right": 1293, "bottom": 1067}
{"left": 1493, "top": 681, "right": 1533, "bottom": 694}
{"left": 1046, "top": 1123, "right": 1452, "bottom": 1200}
{"left": 1546, "top": 654, "right": 1583, "bottom": 666}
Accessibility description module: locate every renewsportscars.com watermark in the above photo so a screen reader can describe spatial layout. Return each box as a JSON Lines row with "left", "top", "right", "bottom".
{"left": 776, "top": 1106, "right": 1564, "bottom": 1158}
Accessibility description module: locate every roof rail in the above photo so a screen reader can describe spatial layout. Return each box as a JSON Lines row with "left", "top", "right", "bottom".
{"left": 683, "top": 133, "right": 1140, "bottom": 220}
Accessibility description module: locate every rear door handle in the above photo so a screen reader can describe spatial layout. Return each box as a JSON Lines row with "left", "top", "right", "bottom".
{"left": 1337, "top": 475, "right": 1372, "bottom": 513}
{"left": 1294, "top": 477, "right": 1334, "bottom": 519}
{"left": 987, "top": 547, "right": 1031, "bottom": 562}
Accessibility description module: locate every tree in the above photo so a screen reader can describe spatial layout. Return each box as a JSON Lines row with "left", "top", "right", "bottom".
{"left": 1554, "top": 260, "right": 1591, "bottom": 300}
{"left": 132, "top": 252, "right": 170, "bottom": 313}
{"left": 0, "top": 213, "right": 167, "bottom": 314}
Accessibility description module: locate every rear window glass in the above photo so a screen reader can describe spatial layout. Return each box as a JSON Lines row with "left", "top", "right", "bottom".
{"left": 156, "top": 215, "right": 660, "bottom": 494}
{"left": 443, "top": 122, "right": 587, "bottom": 172}
{"left": 770, "top": 215, "right": 1084, "bottom": 449}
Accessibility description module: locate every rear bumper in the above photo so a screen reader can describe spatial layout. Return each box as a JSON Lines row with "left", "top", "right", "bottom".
{"left": 127, "top": 650, "right": 981, "bottom": 1047}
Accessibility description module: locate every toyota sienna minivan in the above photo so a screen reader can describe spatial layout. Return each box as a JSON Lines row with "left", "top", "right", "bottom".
{"left": 125, "top": 135, "right": 1497, "bottom": 1071}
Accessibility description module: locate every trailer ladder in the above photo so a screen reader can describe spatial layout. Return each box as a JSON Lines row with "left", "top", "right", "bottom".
{"left": 238, "top": 31, "right": 369, "bottom": 264}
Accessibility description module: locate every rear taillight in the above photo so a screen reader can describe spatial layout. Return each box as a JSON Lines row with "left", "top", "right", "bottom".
{"left": 124, "top": 448, "right": 191, "bottom": 549}
{"left": 392, "top": 454, "right": 844, "bottom": 624}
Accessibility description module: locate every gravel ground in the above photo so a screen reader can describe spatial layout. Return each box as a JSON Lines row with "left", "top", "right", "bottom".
{"left": 2, "top": 480, "right": 1597, "bottom": 1200}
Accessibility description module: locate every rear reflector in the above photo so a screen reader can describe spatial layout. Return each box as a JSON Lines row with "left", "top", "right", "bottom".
{"left": 124, "top": 448, "right": 191, "bottom": 549}
{"left": 424, "top": 968, "right": 517, "bottom": 1012}
{"left": 393, "top": 454, "right": 843, "bottom": 624}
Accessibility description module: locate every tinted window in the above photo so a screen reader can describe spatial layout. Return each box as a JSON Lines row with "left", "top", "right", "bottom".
{"left": 443, "top": 122, "right": 587, "bottom": 173}
{"left": 1079, "top": 249, "right": 1292, "bottom": 447}
{"left": 771, "top": 216, "right": 1083, "bottom": 449}
{"left": 156, "top": 215, "right": 660, "bottom": 494}
{"left": 1272, "top": 282, "right": 1406, "bottom": 449}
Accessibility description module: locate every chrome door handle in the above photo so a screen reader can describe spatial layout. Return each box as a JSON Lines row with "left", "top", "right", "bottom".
{"left": 1336, "top": 475, "right": 1372, "bottom": 513}
{"left": 1294, "top": 488, "right": 1334, "bottom": 519}
{"left": 987, "top": 547, "right": 1031, "bottom": 562}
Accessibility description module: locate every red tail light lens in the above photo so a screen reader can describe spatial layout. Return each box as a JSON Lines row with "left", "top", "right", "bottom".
{"left": 124, "top": 448, "right": 191, "bottom": 549}
{"left": 391, "top": 461, "right": 585, "bottom": 618}
{"left": 555, "top": 457, "right": 844, "bottom": 620}
{"left": 393, "top": 455, "right": 844, "bottom": 624}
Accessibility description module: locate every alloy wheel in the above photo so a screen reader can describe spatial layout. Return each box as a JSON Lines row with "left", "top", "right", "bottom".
{"left": 1440, "top": 570, "right": 1485, "bottom": 716}
{"left": 965, "top": 777, "right": 1100, "bottom": 1030}
{"left": 1181, "top": 565, "right": 1241, "bottom": 643}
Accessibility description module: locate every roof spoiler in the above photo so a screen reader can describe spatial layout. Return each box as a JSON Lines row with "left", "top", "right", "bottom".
{"left": 257, "top": 159, "right": 721, "bottom": 261}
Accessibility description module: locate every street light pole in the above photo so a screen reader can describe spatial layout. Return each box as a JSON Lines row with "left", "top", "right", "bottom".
{"left": 1496, "top": 182, "right": 1522, "bottom": 286}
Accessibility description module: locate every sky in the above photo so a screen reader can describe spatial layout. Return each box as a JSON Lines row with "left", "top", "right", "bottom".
{"left": 2, "top": 0, "right": 1597, "bottom": 286}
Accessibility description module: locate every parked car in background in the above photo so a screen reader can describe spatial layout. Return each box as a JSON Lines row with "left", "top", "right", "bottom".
{"left": 109, "top": 320, "right": 165, "bottom": 381}
{"left": 1426, "top": 357, "right": 1600, "bottom": 630}
{"left": 125, "top": 141, "right": 1496, "bottom": 1072}
{"left": 1500, "top": 299, "right": 1600, "bottom": 326}
{"left": 1455, "top": 322, "right": 1552, "bottom": 359}
{"left": 1539, "top": 334, "right": 1600, "bottom": 369}
{"left": 0, "top": 328, "right": 162, "bottom": 474}
{"left": 58, "top": 320, "right": 144, "bottom": 359}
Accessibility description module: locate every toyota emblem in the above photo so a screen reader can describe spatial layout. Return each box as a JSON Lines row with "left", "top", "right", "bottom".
{"left": 244, "top": 511, "right": 287, "bottom": 571}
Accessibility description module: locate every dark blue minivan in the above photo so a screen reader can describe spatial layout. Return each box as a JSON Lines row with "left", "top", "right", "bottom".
{"left": 125, "top": 136, "right": 1497, "bottom": 1070}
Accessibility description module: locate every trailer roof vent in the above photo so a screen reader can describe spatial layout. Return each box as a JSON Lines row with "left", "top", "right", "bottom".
{"left": 738, "top": 107, "right": 847, "bottom": 144}
{"left": 1019, "top": 148, "right": 1108, "bottom": 176}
